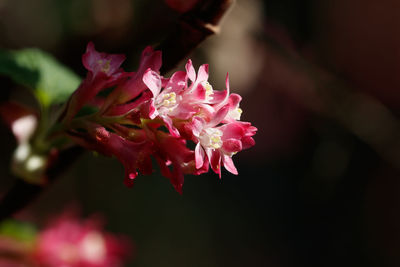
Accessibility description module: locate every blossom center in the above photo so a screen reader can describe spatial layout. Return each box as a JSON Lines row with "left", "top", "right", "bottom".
{"left": 229, "top": 107, "right": 242, "bottom": 120}
{"left": 202, "top": 81, "right": 213, "bottom": 101}
{"left": 199, "top": 128, "right": 223, "bottom": 149}
{"left": 159, "top": 92, "right": 177, "bottom": 108}
{"left": 97, "top": 59, "right": 111, "bottom": 73}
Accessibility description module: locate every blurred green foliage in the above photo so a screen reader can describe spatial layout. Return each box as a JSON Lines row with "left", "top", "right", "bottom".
{"left": 0, "top": 220, "right": 37, "bottom": 243}
{"left": 0, "top": 48, "right": 81, "bottom": 107}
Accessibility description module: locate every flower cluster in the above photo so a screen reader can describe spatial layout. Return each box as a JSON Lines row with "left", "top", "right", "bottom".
{"left": 63, "top": 43, "right": 256, "bottom": 193}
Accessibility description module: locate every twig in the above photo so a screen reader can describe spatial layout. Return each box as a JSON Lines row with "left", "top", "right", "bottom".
{"left": 158, "top": 0, "right": 234, "bottom": 73}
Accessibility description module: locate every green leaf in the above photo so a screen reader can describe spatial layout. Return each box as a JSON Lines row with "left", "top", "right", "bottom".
{"left": 0, "top": 220, "right": 37, "bottom": 243}
{"left": 0, "top": 48, "right": 81, "bottom": 107}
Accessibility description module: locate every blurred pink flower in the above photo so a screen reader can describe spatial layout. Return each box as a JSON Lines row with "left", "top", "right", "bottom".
{"left": 33, "top": 213, "right": 131, "bottom": 267}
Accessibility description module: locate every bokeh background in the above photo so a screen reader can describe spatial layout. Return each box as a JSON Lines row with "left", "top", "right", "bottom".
{"left": 1, "top": 0, "right": 400, "bottom": 266}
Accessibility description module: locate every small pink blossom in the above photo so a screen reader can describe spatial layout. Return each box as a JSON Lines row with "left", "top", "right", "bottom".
{"left": 191, "top": 105, "right": 256, "bottom": 177}
{"left": 64, "top": 42, "right": 126, "bottom": 121}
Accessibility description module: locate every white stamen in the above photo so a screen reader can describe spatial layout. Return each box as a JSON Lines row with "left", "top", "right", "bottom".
{"left": 199, "top": 128, "right": 223, "bottom": 149}
{"left": 158, "top": 92, "right": 177, "bottom": 110}
{"left": 202, "top": 81, "right": 214, "bottom": 101}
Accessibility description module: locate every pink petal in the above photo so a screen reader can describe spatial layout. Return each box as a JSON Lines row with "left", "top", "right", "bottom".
{"left": 209, "top": 104, "right": 230, "bottom": 127}
{"left": 195, "top": 143, "right": 205, "bottom": 169}
{"left": 193, "top": 158, "right": 209, "bottom": 175}
{"left": 110, "top": 46, "right": 162, "bottom": 105}
{"left": 222, "top": 155, "right": 238, "bottom": 175}
{"left": 143, "top": 69, "right": 162, "bottom": 97}
{"left": 222, "top": 138, "right": 242, "bottom": 153}
{"left": 185, "top": 59, "right": 196, "bottom": 82}
{"left": 166, "top": 71, "right": 187, "bottom": 93}
{"left": 228, "top": 93, "right": 242, "bottom": 108}
{"left": 221, "top": 122, "right": 245, "bottom": 140}
{"left": 162, "top": 76, "right": 170, "bottom": 87}
{"left": 82, "top": 42, "right": 97, "bottom": 71}
{"left": 140, "top": 46, "right": 162, "bottom": 73}
{"left": 172, "top": 103, "right": 198, "bottom": 120}
{"left": 141, "top": 99, "right": 158, "bottom": 119}
{"left": 209, "top": 90, "right": 228, "bottom": 104}
{"left": 209, "top": 73, "right": 230, "bottom": 107}
{"left": 242, "top": 136, "right": 256, "bottom": 149}
{"left": 191, "top": 82, "right": 207, "bottom": 100}
{"left": 162, "top": 116, "right": 180, "bottom": 137}
{"left": 210, "top": 150, "right": 222, "bottom": 178}
{"left": 225, "top": 73, "right": 230, "bottom": 92}
{"left": 148, "top": 103, "right": 158, "bottom": 119}
{"left": 190, "top": 117, "right": 204, "bottom": 137}
{"left": 197, "top": 64, "right": 209, "bottom": 82}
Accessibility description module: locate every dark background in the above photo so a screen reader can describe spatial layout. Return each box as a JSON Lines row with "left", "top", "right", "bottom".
{"left": 1, "top": 0, "right": 400, "bottom": 266}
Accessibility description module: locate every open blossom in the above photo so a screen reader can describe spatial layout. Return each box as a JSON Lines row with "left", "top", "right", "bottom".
{"left": 33, "top": 213, "right": 130, "bottom": 267}
{"left": 64, "top": 42, "right": 127, "bottom": 122}
{"left": 62, "top": 43, "right": 257, "bottom": 193}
